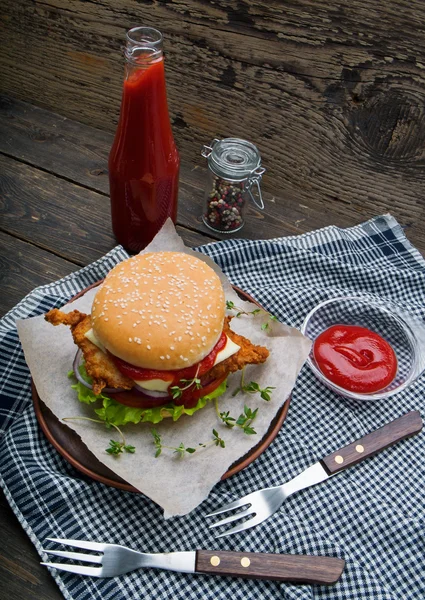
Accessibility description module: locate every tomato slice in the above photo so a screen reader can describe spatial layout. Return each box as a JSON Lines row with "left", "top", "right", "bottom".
{"left": 106, "top": 375, "right": 227, "bottom": 409}
{"left": 107, "top": 332, "right": 228, "bottom": 409}
{"left": 108, "top": 332, "right": 227, "bottom": 385}
{"left": 174, "top": 374, "right": 228, "bottom": 409}
{"left": 108, "top": 356, "right": 174, "bottom": 385}
{"left": 106, "top": 389, "right": 171, "bottom": 408}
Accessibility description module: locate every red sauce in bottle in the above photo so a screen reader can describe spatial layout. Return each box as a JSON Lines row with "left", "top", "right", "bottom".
{"left": 313, "top": 324, "right": 397, "bottom": 393}
{"left": 109, "top": 42, "right": 180, "bottom": 253}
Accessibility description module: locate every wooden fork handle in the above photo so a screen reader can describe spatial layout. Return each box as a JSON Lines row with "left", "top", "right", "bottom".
{"left": 321, "top": 410, "right": 423, "bottom": 475}
{"left": 195, "top": 550, "right": 345, "bottom": 584}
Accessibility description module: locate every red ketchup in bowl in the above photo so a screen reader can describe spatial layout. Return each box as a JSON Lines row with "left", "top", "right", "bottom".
{"left": 313, "top": 324, "right": 397, "bottom": 393}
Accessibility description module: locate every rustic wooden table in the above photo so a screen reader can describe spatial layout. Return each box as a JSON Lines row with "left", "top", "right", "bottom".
{"left": 0, "top": 94, "right": 424, "bottom": 599}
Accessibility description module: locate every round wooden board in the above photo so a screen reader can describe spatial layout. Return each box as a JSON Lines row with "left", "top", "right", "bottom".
{"left": 32, "top": 282, "right": 290, "bottom": 492}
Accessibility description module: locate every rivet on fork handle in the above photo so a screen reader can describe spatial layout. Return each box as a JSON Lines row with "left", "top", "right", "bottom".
{"left": 321, "top": 411, "right": 423, "bottom": 475}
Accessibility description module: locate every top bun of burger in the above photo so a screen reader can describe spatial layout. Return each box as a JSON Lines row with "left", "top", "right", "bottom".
{"left": 91, "top": 251, "right": 225, "bottom": 370}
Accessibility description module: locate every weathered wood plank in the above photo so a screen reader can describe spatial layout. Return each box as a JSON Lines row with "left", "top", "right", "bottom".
{"left": 2, "top": 96, "right": 424, "bottom": 252}
{"left": 0, "top": 153, "right": 217, "bottom": 269}
{"left": 0, "top": 491, "right": 61, "bottom": 600}
{"left": 0, "top": 231, "right": 78, "bottom": 317}
{"left": 2, "top": 0, "right": 425, "bottom": 206}
{"left": 0, "top": 153, "right": 116, "bottom": 264}
{"left": 0, "top": 96, "right": 111, "bottom": 194}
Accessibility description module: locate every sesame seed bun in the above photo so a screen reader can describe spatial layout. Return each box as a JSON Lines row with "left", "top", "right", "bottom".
{"left": 91, "top": 251, "right": 225, "bottom": 370}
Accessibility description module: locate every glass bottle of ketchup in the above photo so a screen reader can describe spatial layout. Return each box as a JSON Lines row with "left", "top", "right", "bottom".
{"left": 109, "top": 27, "right": 180, "bottom": 253}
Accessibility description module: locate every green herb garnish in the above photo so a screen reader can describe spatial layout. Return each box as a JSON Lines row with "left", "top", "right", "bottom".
{"left": 226, "top": 300, "right": 278, "bottom": 330}
{"left": 151, "top": 427, "right": 225, "bottom": 458}
{"left": 62, "top": 416, "right": 136, "bottom": 457}
{"left": 232, "top": 367, "right": 275, "bottom": 401}
{"left": 170, "top": 366, "right": 202, "bottom": 400}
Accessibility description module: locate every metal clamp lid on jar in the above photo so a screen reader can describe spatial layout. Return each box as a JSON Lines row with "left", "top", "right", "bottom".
{"left": 201, "top": 138, "right": 266, "bottom": 209}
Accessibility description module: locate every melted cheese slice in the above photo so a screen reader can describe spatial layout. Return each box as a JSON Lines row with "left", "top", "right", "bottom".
{"left": 84, "top": 329, "right": 240, "bottom": 391}
{"left": 213, "top": 336, "right": 240, "bottom": 367}
{"left": 134, "top": 378, "right": 172, "bottom": 392}
{"left": 84, "top": 328, "right": 106, "bottom": 352}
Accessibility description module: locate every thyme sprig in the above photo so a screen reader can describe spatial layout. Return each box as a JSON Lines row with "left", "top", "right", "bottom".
{"left": 225, "top": 300, "right": 278, "bottom": 331}
{"left": 217, "top": 409, "right": 236, "bottom": 428}
{"left": 106, "top": 439, "right": 136, "bottom": 456}
{"left": 261, "top": 314, "right": 279, "bottom": 331}
{"left": 62, "top": 416, "right": 135, "bottom": 456}
{"left": 214, "top": 401, "right": 259, "bottom": 435}
{"left": 232, "top": 367, "right": 275, "bottom": 401}
{"left": 170, "top": 366, "right": 202, "bottom": 400}
{"left": 236, "top": 405, "right": 258, "bottom": 435}
{"left": 216, "top": 402, "right": 258, "bottom": 435}
{"left": 226, "top": 300, "right": 260, "bottom": 317}
{"left": 151, "top": 428, "right": 225, "bottom": 458}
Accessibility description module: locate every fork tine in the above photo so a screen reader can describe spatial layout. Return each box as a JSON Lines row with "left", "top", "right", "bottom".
{"left": 208, "top": 507, "right": 255, "bottom": 529}
{"left": 42, "top": 549, "right": 103, "bottom": 564}
{"left": 206, "top": 497, "right": 252, "bottom": 517}
{"left": 40, "top": 562, "right": 102, "bottom": 577}
{"left": 215, "top": 514, "right": 266, "bottom": 538}
{"left": 45, "top": 537, "right": 105, "bottom": 552}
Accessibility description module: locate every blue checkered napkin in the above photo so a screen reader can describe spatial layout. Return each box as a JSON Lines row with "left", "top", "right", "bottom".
{"left": 1, "top": 214, "right": 424, "bottom": 600}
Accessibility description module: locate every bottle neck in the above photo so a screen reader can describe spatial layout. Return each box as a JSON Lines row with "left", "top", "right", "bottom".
{"left": 117, "top": 28, "right": 172, "bottom": 140}
{"left": 125, "top": 26, "right": 163, "bottom": 67}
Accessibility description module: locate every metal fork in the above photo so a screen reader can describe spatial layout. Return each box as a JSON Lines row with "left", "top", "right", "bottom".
{"left": 41, "top": 537, "right": 195, "bottom": 578}
{"left": 41, "top": 537, "right": 346, "bottom": 584}
{"left": 207, "top": 411, "right": 423, "bottom": 537}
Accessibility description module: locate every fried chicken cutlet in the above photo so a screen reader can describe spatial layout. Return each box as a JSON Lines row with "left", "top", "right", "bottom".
{"left": 45, "top": 309, "right": 133, "bottom": 394}
{"left": 45, "top": 309, "right": 269, "bottom": 394}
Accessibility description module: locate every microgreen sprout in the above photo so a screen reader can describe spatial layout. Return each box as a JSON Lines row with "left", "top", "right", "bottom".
{"left": 261, "top": 314, "right": 279, "bottom": 331}
{"left": 226, "top": 300, "right": 278, "bottom": 331}
{"left": 151, "top": 428, "right": 225, "bottom": 458}
{"left": 170, "top": 366, "right": 202, "bottom": 400}
{"left": 232, "top": 367, "right": 275, "bottom": 401}
{"left": 215, "top": 400, "right": 258, "bottom": 435}
{"left": 106, "top": 440, "right": 136, "bottom": 456}
{"left": 218, "top": 410, "right": 236, "bottom": 428}
{"left": 236, "top": 405, "right": 258, "bottom": 435}
{"left": 62, "top": 416, "right": 135, "bottom": 457}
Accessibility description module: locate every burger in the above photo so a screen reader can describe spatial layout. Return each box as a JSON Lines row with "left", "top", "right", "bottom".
{"left": 45, "top": 251, "right": 269, "bottom": 425}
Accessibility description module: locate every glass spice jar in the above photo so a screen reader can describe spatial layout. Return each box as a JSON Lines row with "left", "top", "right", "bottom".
{"left": 201, "top": 138, "right": 265, "bottom": 233}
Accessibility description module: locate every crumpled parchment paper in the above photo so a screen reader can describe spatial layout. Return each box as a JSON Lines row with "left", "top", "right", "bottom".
{"left": 17, "top": 220, "right": 311, "bottom": 517}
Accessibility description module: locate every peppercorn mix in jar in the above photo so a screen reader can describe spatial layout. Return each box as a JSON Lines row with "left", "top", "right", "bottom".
{"left": 201, "top": 138, "right": 265, "bottom": 234}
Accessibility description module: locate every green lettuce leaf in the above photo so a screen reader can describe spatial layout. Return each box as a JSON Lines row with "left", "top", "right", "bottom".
{"left": 68, "top": 367, "right": 227, "bottom": 426}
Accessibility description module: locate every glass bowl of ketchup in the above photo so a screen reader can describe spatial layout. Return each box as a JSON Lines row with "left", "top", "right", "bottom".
{"left": 301, "top": 296, "right": 420, "bottom": 401}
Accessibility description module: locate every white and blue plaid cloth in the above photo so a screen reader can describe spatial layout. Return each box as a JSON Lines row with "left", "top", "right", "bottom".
{"left": 1, "top": 214, "right": 424, "bottom": 599}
